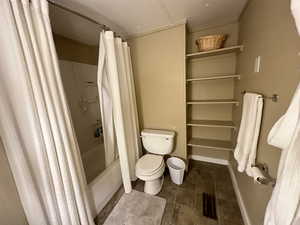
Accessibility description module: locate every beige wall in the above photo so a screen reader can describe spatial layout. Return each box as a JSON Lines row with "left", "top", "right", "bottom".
{"left": 187, "top": 23, "right": 239, "bottom": 160}
{"left": 232, "top": 0, "right": 300, "bottom": 224}
{"left": 54, "top": 34, "right": 98, "bottom": 65}
{"left": 0, "top": 137, "right": 27, "bottom": 225}
{"left": 129, "top": 25, "right": 187, "bottom": 159}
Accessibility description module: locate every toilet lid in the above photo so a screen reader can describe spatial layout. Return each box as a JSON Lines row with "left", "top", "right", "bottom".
{"left": 136, "top": 154, "right": 164, "bottom": 175}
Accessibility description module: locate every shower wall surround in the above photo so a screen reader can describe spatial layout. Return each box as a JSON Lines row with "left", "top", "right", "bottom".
{"left": 54, "top": 33, "right": 110, "bottom": 183}
{"left": 60, "top": 60, "right": 106, "bottom": 183}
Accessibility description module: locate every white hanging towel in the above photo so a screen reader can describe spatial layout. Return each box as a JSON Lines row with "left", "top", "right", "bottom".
{"left": 264, "top": 83, "right": 300, "bottom": 225}
{"left": 234, "top": 93, "right": 263, "bottom": 176}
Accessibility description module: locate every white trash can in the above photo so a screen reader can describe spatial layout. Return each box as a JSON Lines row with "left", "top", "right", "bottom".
{"left": 166, "top": 157, "right": 185, "bottom": 185}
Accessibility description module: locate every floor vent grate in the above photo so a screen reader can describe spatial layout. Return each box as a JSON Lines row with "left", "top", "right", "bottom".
{"left": 202, "top": 192, "right": 217, "bottom": 220}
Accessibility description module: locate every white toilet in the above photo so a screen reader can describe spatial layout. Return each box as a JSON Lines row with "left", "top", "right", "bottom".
{"left": 135, "top": 129, "right": 175, "bottom": 195}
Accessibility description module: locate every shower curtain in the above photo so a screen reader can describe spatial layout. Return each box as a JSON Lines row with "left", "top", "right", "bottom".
{"left": 0, "top": 0, "right": 94, "bottom": 225}
{"left": 97, "top": 31, "right": 141, "bottom": 192}
{"left": 97, "top": 41, "right": 117, "bottom": 168}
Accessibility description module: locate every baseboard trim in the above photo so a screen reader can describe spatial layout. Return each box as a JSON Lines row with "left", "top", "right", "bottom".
{"left": 228, "top": 163, "right": 252, "bottom": 225}
{"left": 189, "top": 155, "right": 229, "bottom": 165}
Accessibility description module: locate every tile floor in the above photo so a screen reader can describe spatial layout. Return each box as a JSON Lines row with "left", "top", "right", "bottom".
{"left": 95, "top": 160, "right": 244, "bottom": 225}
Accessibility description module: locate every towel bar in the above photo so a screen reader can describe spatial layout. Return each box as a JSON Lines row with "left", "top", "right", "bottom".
{"left": 241, "top": 91, "right": 279, "bottom": 102}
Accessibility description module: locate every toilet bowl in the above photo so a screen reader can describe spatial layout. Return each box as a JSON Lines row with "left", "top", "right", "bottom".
{"left": 135, "top": 129, "right": 175, "bottom": 195}
{"left": 136, "top": 154, "right": 165, "bottom": 195}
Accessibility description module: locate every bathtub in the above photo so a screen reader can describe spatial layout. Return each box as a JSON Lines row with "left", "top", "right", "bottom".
{"left": 88, "top": 159, "right": 122, "bottom": 217}
{"left": 82, "top": 143, "right": 122, "bottom": 216}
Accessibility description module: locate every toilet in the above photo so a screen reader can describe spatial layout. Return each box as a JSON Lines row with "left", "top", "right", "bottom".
{"left": 135, "top": 129, "right": 175, "bottom": 195}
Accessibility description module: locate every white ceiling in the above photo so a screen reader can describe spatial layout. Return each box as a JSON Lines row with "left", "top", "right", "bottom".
{"left": 50, "top": 0, "right": 248, "bottom": 45}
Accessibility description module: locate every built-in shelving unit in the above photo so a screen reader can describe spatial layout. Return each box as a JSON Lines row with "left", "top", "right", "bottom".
{"left": 187, "top": 120, "right": 236, "bottom": 129}
{"left": 186, "top": 74, "right": 240, "bottom": 82}
{"left": 186, "top": 45, "right": 243, "bottom": 59}
{"left": 186, "top": 44, "right": 243, "bottom": 156}
{"left": 187, "top": 138, "right": 234, "bottom": 151}
{"left": 187, "top": 99, "right": 239, "bottom": 105}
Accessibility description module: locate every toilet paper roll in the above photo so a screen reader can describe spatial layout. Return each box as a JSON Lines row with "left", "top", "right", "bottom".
{"left": 251, "top": 167, "right": 266, "bottom": 184}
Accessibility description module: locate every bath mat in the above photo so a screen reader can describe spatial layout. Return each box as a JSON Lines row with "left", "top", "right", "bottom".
{"left": 203, "top": 192, "right": 217, "bottom": 220}
{"left": 103, "top": 190, "right": 166, "bottom": 225}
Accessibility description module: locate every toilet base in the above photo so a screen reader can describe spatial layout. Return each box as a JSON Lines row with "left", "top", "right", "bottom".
{"left": 144, "top": 176, "right": 164, "bottom": 195}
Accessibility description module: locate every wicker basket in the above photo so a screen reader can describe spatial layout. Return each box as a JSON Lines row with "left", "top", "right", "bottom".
{"left": 196, "top": 34, "right": 227, "bottom": 52}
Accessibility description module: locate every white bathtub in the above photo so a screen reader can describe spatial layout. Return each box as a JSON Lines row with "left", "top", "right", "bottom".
{"left": 88, "top": 159, "right": 122, "bottom": 217}
{"left": 82, "top": 143, "right": 122, "bottom": 216}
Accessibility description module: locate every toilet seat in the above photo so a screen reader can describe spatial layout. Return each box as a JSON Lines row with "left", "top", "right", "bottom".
{"left": 136, "top": 154, "right": 164, "bottom": 176}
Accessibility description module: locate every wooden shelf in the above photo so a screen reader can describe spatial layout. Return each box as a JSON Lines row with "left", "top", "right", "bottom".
{"left": 186, "top": 45, "right": 243, "bottom": 59}
{"left": 186, "top": 74, "right": 240, "bottom": 82}
{"left": 187, "top": 138, "right": 234, "bottom": 151}
{"left": 187, "top": 99, "right": 239, "bottom": 105}
{"left": 187, "top": 120, "right": 235, "bottom": 129}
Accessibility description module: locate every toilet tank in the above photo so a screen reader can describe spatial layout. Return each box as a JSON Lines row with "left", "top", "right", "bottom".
{"left": 141, "top": 129, "right": 175, "bottom": 155}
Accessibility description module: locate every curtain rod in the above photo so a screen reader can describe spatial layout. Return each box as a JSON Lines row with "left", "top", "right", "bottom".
{"left": 47, "top": 0, "right": 110, "bottom": 31}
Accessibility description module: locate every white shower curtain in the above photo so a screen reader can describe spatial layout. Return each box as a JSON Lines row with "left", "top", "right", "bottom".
{"left": 0, "top": 0, "right": 94, "bottom": 225}
{"left": 97, "top": 36, "right": 117, "bottom": 168}
{"left": 115, "top": 38, "right": 141, "bottom": 180}
{"left": 97, "top": 31, "right": 141, "bottom": 192}
{"left": 124, "top": 42, "right": 142, "bottom": 166}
